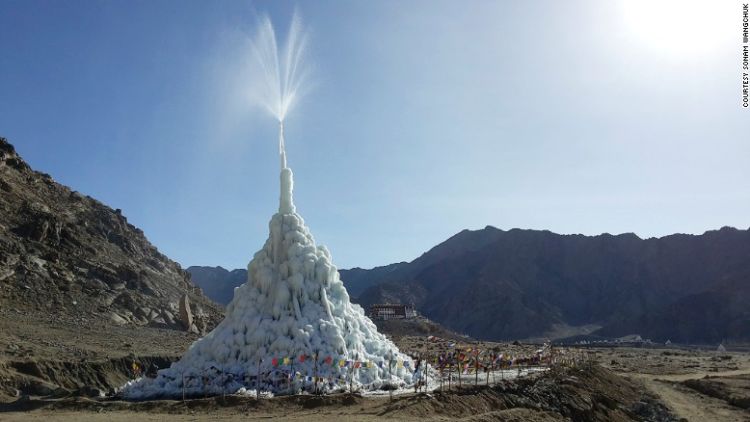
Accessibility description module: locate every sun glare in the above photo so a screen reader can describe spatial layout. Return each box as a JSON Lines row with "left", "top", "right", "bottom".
{"left": 621, "top": 0, "right": 734, "bottom": 55}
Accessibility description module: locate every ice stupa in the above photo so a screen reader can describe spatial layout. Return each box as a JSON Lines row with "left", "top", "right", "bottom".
{"left": 121, "top": 128, "right": 416, "bottom": 399}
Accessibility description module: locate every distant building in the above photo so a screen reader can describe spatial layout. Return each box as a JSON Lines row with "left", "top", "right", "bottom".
{"left": 369, "top": 304, "right": 417, "bottom": 320}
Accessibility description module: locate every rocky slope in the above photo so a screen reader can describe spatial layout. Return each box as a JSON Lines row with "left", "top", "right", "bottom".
{"left": 0, "top": 137, "right": 222, "bottom": 334}
{"left": 348, "top": 226, "right": 750, "bottom": 344}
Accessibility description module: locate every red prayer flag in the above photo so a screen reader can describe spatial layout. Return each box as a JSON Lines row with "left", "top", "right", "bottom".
{"left": 299, "top": 354, "right": 306, "bottom": 363}
{"left": 272, "top": 358, "right": 279, "bottom": 366}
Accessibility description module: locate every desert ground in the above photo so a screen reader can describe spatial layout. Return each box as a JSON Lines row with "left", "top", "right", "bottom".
{"left": 1, "top": 309, "right": 748, "bottom": 421}
{"left": 597, "top": 346, "right": 750, "bottom": 421}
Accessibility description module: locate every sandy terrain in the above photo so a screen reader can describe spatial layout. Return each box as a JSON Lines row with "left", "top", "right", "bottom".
{"left": 0, "top": 364, "right": 670, "bottom": 422}
{"left": 596, "top": 346, "right": 750, "bottom": 421}
{"left": 2, "top": 308, "right": 746, "bottom": 422}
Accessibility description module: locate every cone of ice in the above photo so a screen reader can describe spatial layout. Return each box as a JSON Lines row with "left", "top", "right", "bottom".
{"left": 121, "top": 165, "right": 414, "bottom": 398}
{"left": 119, "top": 14, "right": 416, "bottom": 398}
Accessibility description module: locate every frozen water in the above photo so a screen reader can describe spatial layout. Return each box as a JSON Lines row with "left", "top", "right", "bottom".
{"left": 120, "top": 12, "right": 418, "bottom": 400}
{"left": 120, "top": 167, "right": 416, "bottom": 399}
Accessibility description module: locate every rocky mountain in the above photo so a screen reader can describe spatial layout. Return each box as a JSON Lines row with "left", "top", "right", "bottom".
{"left": 186, "top": 262, "right": 410, "bottom": 307}
{"left": 0, "top": 137, "right": 223, "bottom": 333}
{"left": 186, "top": 262, "right": 409, "bottom": 306}
{"left": 338, "top": 262, "right": 408, "bottom": 298}
{"left": 186, "top": 266, "right": 247, "bottom": 306}
{"left": 346, "top": 226, "right": 750, "bottom": 344}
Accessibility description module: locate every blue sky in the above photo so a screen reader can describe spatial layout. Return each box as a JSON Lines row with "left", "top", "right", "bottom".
{"left": 1, "top": 1, "right": 747, "bottom": 270}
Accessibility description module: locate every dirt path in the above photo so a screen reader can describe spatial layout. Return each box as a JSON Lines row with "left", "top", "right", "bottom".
{"left": 642, "top": 378, "right": 746, "bottom": 422}
{"left": 630, "top": 369, "right": 750, "bottom": 422}
{"left": 649, "top": 368, "right": 750, "bottom": 382}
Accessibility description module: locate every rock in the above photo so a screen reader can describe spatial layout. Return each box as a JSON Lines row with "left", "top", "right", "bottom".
{"left": 162, "top": 310, "right": 175, "bottom": 325}
{"left": 75, "top": 385, "right": 104, "bottom": 398}
{"left": 0, "top": 268, "right": 14, "bottom": 281}
{"left": 23, "top": 380, "right": 57, "bottom": 396}
{"left": 196, "top": 318, "right": 207, "bottom": 334}
{"left": 109, "top": 312, "right": 127, "bottom": 325}
{"left": 100, "top": 293, "right": 116, "bottom": 306}
{"left": 179, "top": 294, "right": 193, "bottom": 331}
{"left": 85, "top": 278, "right": 106, "bottom": 290}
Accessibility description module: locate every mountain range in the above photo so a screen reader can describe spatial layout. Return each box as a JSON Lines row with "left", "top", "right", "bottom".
{"left": 190, "top": 226, "right": 750, "bottom": 344}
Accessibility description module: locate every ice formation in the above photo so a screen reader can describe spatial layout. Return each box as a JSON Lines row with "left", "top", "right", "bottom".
{"left": 121, "top": 165, "right": 415, "bottom": 399}
{"left": 120, "top": 12, "right": 417, "bottom": 399}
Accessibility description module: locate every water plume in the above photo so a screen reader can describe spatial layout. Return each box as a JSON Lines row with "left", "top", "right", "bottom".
{"left": 248, "top": 12, "right": 310, "bottom": 170}
{"left": 118, "top": 12, "right": 424, "bottom": 399}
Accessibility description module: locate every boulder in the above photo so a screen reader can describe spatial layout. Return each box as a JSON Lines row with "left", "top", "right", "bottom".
{"left": 109, "top": 312, "right": 127, "bottom": 325}
{"left": 162, "top": 310, "right": 175, "bottom": 325}
{"left": 74, "top": 385, "right": 104, "bottom": 398}
{"left": 150, "top": 316, "right": 166, "bottom": 325}
{"left": 178, "top": 294, "right": 193, "bottom": 331}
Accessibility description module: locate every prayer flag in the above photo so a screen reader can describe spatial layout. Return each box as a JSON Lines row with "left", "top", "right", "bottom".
{"left": 272, "top": 358, "right": 279, "bottom": 366}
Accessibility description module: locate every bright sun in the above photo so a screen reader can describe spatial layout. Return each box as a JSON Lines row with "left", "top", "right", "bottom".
{"left": 621, "top": 0, "right": 734, "bottom": 55}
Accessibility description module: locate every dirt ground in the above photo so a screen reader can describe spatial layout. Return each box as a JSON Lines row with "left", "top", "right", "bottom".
{"left": 0, "top": 395, "right": 561, "bottom": 422}
{"left": 0, "top": 307, "right": 202, "bottom": 363}
{"left": 0, "top": 364, "right": 674, "bottom": 422}
{"left": 595, "top": 346, "right": 750, "bottom": 421}
{"left": 0, "top": 306, "right": 745, "bottom": 421}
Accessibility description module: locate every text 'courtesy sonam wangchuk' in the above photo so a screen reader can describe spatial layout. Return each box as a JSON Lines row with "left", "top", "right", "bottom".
{"left": 743, "top": 3, "right": 749, "bottom": 107}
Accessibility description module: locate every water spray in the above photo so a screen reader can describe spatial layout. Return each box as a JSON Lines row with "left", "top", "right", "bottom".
{"left": 119, "top": 12, "right": 419, "bottom": 400}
